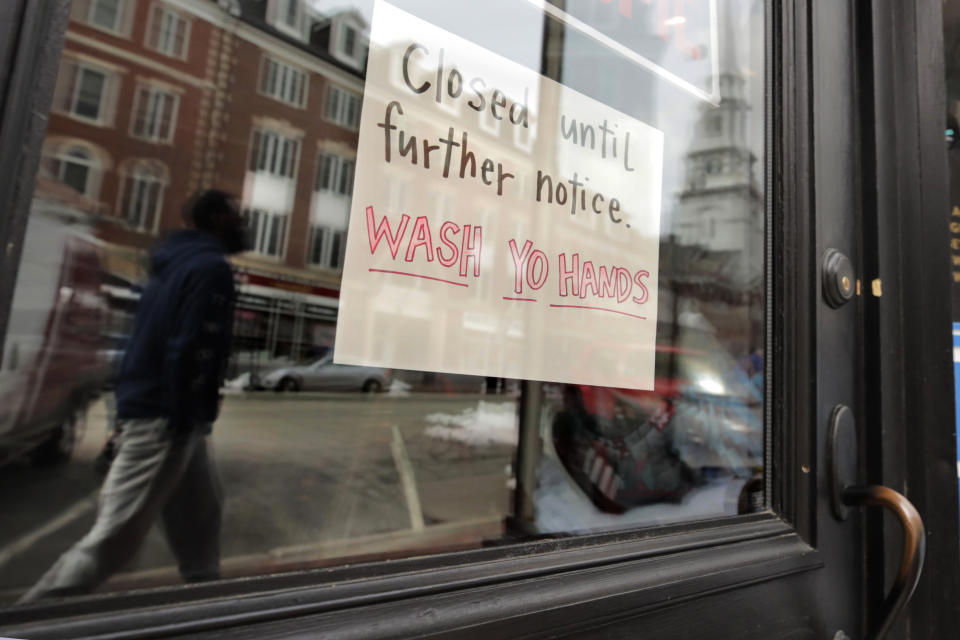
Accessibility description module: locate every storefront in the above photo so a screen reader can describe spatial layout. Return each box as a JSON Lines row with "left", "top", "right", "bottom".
{"left": 0, "top": 0, "right": 958, "bottom": 638}
{"left": 230, "top": 265, "right": 340, "bottom": 379}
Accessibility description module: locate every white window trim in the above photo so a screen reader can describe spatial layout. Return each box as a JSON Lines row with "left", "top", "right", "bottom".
{"left": 339, "top": 23, "right": 357, "bottom": 58}
{"left": 336, "top": 21, "right": 364, "bottom": 64}
{"left": 51, "top": 145, "right": 102, "bottom": 200}
{"left": 57, "top": 61, "right": 118, "bottom": 127}
{"left": 323, "top": 84, "right": 361, "bottom": 130}
{"left": 314, "top": 152, "right": 355, "bottom": 197}
{"left": 145, "top": 2, "right": 193, "bottom": 60}
{"left": 116, "top": 168, "right": 168, "bottom": 234}
{"left": 307, "top": 224, "right": 346, "bottom": 270}
{"left": 258, "top": 55, "right": 310, "bottom": 109}
{"left": 272, "top": 0, "right": 306, "bottom": 41}
{"left": 243, "top": 208, "right": 290, "bottom": 260}
{"left": 248, "top": 127, "right": 303, "bottom": 181}
{"left": 129, "top": 84, "right": 181, "bottom": 144}
{"left": 329, "top": 14, "right": 367, "bottom": 70}
{"left": 83, "top": 0, "right": 133, "bottom": 38}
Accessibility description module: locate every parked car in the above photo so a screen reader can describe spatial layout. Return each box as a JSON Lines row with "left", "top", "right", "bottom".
{"left": 260, "top": 355, "right": 392, "bottom": 392}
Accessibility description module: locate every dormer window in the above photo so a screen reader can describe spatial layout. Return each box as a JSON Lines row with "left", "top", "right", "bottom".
{"left": 270, "top": 0, "right": 305, "bottom": 40}
{"left": 282, "top": 0, "right": 298, "bottom": 27}
{"left": 341, "top": 25, "right": 357, "bottom": 58}
{"left": 328, "top": 12, "right": 368, "bottom": 69}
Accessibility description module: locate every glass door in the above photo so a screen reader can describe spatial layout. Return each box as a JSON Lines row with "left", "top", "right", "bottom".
{"left": 2, "top": 0, "right": 946, "bottom": 638}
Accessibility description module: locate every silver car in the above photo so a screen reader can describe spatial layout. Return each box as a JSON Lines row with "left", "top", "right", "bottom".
{"left": 260, "top": 356, "right": 392, "bottom": 393}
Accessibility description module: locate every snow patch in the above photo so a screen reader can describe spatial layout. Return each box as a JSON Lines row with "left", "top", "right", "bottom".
{"left": 387, "top": 379, "right": 412, "bottom": 396}
{"left": 424, "top": 401, "right": 518, "bottom": 447}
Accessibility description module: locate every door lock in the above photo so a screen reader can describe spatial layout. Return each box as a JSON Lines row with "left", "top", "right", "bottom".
{"left": 822, "top": 248, "right": 856, "bottom": 308}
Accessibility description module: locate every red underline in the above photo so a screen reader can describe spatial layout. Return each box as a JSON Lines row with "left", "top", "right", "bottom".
{"left": 549, "top": 303, "right": 646, "bottom": 320}
{"left": 369, "top": 268, "right": 469, "bottom": 287}
{"left": 502, "top": 296, "right": 537, "bottom": 302}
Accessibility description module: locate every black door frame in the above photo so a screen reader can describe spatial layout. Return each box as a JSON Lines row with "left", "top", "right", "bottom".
{"left": 0, "top": 1, "right": 957, "bottom": 638}
{"left": 866, "top": 1, "right": 960, "bottom": 636}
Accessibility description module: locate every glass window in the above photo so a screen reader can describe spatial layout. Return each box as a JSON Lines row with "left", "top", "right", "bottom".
{"left": 90, "top": 0, "right": 123, "bottom": 32}
{"left": 259, "top": 57, "right": 309, "bottom": 107}
{"left": 325, "top": 85, "right": 361, "bottom": 129}
{"left": 49, "top": 146, "right": 97, "bottom": 195}
{"left": 243, "top": 208, "right": 289, "bottom": 258}
{"left": 61, "top": 156, "right": 92, "bottom": 194}
{"left": 75, "top": 69, "right": 107, "bottom": 120}
{"left": 249, "top": 129, "right": 300, "bottom": 179}
{"left": 307, "top": 225, "right": 347, "bottom": 269}
{"left": 283, "top": 0, "right": 298, "bottom": 27}
{"left": 130, "top": 86, "right": 179, "bottom": 142}
{"left": 147, "top": 4, "right": 191, "bottom": 59}
{"left": 315, "top": 152, "right": 354, "bottom": 196}
{"left": 1, "top": 0, "right": 764, "bottom": 609}
{"left": 70, "top": 0, "right": 131, "bottom": 35}
{"left": 53, "top": 59, "right": 116, "bottom": 126}
{"left": 40, "top": 140, "right": 107, "bottom": 206}
{"left": 120, "top": 162, "right": 166, "bottom": 231}
{"left": 342, "top": 25, "right": 357, "bottom": 58}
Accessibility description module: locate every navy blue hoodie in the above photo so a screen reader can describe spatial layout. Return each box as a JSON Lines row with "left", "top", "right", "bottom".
{"left": 116, "top": 230, "right": 235, "bottom": 433}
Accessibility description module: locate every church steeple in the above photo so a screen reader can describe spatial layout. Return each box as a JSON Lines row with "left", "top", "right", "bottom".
{"left": 681, "top": 0, "right": 755, "bottom": 193}
{"left": 672, "top": 0, "right": 761, "bottom": 273}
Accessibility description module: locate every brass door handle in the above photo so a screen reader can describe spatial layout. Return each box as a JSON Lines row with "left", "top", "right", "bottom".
{"left": 842, "top": 485, "right": 926, "bottom": 640}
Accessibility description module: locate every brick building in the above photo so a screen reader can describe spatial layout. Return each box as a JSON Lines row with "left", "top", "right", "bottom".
{"left": 36, "top": 0, "right": 369, "bottom": 371}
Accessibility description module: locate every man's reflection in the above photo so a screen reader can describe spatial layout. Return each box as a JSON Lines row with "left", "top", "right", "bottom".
{"left": 20, "top": 190, "right": 244, "bottom": 602}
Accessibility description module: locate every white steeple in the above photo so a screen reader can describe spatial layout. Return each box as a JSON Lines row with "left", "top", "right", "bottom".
{"left": 672, "top": 0, "right": 761, "bottom": 278}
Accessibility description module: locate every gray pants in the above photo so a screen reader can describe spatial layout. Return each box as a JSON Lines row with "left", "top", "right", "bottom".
{"left": 20, "top": 418, "right": 222, "bottom": 602}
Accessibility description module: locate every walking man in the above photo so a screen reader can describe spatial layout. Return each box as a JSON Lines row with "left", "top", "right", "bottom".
{"left": 22, "top": 190, "right": 245, "bottom": 601}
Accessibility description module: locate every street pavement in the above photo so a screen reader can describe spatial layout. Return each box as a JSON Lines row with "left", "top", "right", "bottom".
{"left": 0, "top": 392, "right": 517, "bottom": 603}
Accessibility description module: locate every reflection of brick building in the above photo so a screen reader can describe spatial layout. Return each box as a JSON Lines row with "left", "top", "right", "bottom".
{"left": 45, "top": 0, "right": 222, "bottom": 249}
{"left": 37, "top": 0, "right": 368, "bottom": 369}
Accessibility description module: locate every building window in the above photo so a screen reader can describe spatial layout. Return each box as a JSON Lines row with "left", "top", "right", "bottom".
{"left": 283, "top": 0, "right": 299, "bottom": 26}
{"left": 307, "top": 225, "right": 346, "bottom": 269}
{"left": 71, "top": 0, "right": 130, "bottom": 34}
{"left": 60, "top": 149, "right": 94, "bottom": 195}
{"left": 705, "top": 157, "right": 723, "bottom": 174}
{"left": 130, "top": 86, "right": 179, "bottom": 143}
{"left": 243, "top": 208, "right": 289, "bottom": 258}
{"left": 53, "top": 60, "right": 117, "bottom": 125}
{"left": 146, "top": 4, "right": 191, "bottom": 59}
{"left": 44, "top": 145, "right": 101, "bottom": 198}
{"left": 259, "top": 57, "right": 309, "bottom": 108}
{"left": 91, "top": 0, "right": 122, "bottom": 31}
{"left": 325, "top": 85, "right": 361, "bottom": 129}
{"left": 249, "top": 129, "right": 301, "bottom": 179}
{"left": 315, "top": 153, "right": 355, "bottom": 196}
{"left": 341, "top": 24, "right": 357, "bottom": 57}
{"left": 119, "top": 162, "right": 167, "bottom": 232}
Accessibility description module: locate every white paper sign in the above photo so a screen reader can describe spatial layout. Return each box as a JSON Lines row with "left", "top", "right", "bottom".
{"left": 334, "top": 1, "right": 664, "bottom": 389}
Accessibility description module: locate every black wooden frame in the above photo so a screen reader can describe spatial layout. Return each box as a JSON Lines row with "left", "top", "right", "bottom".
{"left": 866, "top": 1, "right": 960, "bottom": 637}
{"left": 0, "top": 0, "right": 956, "bottom": 637}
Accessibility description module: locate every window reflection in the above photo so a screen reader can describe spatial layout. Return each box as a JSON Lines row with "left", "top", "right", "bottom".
{"left": 0, "top": 0, "right": 764, "bottom": 605}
